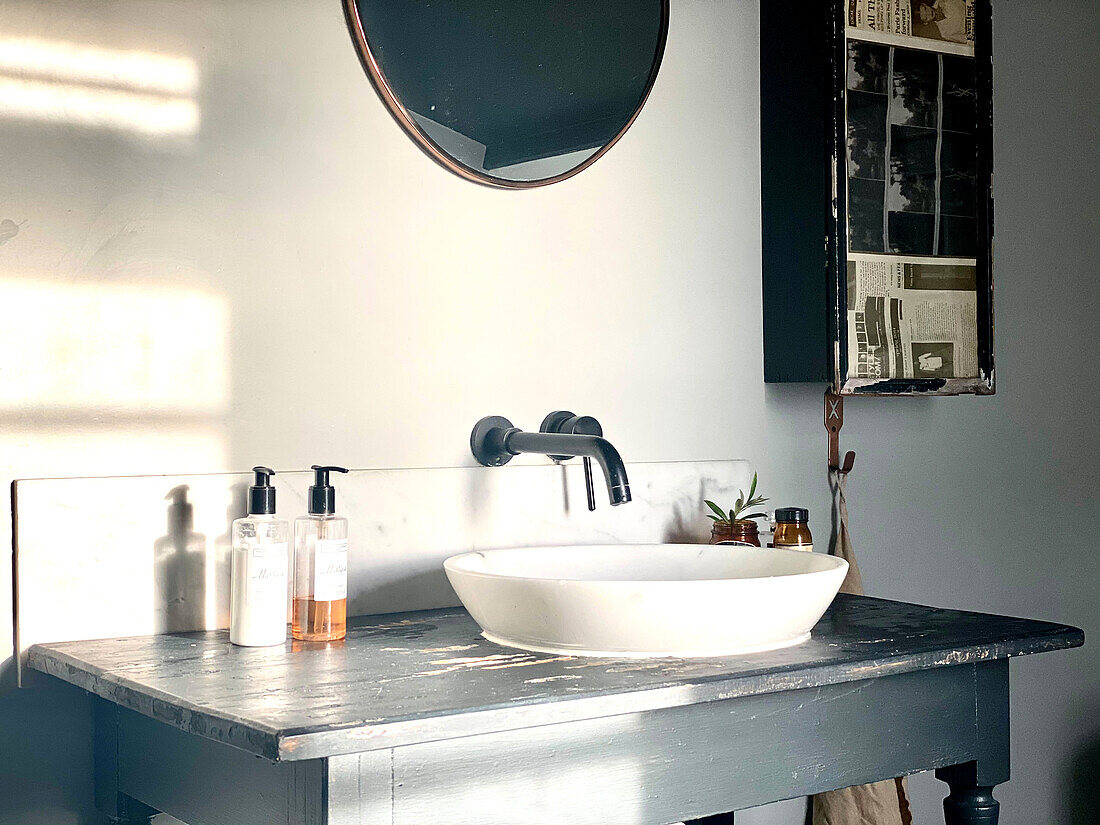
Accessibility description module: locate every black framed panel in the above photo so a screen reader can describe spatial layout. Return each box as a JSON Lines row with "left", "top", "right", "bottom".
{"left": 763, "top": 0, "right": 995, "bottom": 397}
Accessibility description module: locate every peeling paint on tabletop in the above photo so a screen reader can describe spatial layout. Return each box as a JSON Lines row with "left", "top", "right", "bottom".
{"left": 24, "top": 594, "right": 1083, "bottom": 761}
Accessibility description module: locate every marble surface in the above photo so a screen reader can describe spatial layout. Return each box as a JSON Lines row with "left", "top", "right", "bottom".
{"left": 12, "top": 460, "right": 752, "bottom": 667}
{"left": 27, "top": 594, "right": 1083, "bottom": 761}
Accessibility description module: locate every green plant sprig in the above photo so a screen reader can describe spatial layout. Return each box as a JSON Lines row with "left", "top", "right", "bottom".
{"left": 704, "top": 472, "right": 769, "bottom": 524}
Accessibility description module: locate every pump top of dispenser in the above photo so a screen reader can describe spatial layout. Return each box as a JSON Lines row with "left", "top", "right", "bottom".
{"left": 248, "top": 466, "right": 277, "bottom": 516}
{"left": 309, "top": 465, "right": 349, "bottom": 515}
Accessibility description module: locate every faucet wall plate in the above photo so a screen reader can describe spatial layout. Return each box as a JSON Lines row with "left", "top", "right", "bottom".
{"left": 540, "top": 410, "right": 604, "bottom": 460}
{"left": 470, "top": 416, "right": 516, "bottom": 467}
{"left": 540, "top": 410, "right": 577, "bottom": 462}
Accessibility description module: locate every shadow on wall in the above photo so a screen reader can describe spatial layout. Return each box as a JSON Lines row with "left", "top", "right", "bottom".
{"left": 151, "top": 482, "right": 247, "bottom": 633}
{"left": 1067, "top": 737, "right": 1100, "bottom": 824}
{"left": 215, "top": 482, "right": 249, "bottom": 627}
{"left": 0, "top": 661, "right": 104, "bottom": 825}
{"left": 153, "top": 485, "right": 206, "bottom": 633}
{"left": 661, "top": 479, "right": 710, "bottom": 544}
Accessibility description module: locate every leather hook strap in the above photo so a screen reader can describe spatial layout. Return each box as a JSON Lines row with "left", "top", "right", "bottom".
{"left": 825, "top": 390, "right": 855, "bottom": 474}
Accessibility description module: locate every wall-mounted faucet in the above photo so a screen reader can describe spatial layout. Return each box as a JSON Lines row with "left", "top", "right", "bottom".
{"left": 470, "top": 411, "right": 631, "bottom": 509}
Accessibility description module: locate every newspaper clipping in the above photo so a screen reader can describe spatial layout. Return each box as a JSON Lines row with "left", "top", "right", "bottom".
{"left": 847, "top": 254, "right": 977, "bottom": 380}
{"left": 847, "top": 0, "right": 975, "bottom": 55}
{"left": 846, "top": 40, "right": 978, "bottom": 258}
{"left": 844, "top": 0, "right": 980, "bottom": 385}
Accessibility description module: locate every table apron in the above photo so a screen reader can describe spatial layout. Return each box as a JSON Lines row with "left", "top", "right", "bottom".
{"left": 112, "top": 662, "right": 1009, "bottom": 825}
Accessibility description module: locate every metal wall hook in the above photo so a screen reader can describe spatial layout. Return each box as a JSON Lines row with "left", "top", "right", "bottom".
{"left": 825, "top": 390, "right": 855, "bottom": 475}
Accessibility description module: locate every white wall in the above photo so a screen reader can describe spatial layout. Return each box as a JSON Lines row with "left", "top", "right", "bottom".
{"left": 1, "top": 1, "right": 1097, "bottom": 823}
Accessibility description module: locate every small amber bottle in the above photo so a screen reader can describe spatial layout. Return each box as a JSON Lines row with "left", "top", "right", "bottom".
{"left": 771, "top": 507, "right": 813, "bottom": 551}
{"left": 709, "top": 520, "right": 761, "bottom": 546}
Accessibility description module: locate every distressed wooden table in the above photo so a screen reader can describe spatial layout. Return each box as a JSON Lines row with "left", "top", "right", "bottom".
{"left": 28, "top": 594, "right": 1081, "bottom": 825}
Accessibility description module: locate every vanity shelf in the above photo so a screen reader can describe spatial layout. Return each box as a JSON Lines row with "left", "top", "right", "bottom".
{"left": 29, "top": 595, "right": 1080, "bottom": 825}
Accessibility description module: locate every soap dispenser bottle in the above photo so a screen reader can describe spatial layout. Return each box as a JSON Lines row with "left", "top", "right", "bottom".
{"left": 292, "top": 465, "right": 350, "bottom": 641}
{"left": 230, "top": 467, "right": 290, "bottom": 647}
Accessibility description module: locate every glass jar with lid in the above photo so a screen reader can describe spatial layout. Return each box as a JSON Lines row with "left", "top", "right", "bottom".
{"left": 771, "top": 507, "right": 813, "bottom": 551}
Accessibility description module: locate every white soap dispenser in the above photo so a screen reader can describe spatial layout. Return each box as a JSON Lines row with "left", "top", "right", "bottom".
{"left": 230, "top": 466, "right": 290, "bottom": 646}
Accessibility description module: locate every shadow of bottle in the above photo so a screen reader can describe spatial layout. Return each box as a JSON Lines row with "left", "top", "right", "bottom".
{"left": 212, "top": 482, "right": 249, "bottom": 630}
{"left": 153, "top": 485, "right": 207, "bottom": 633}
{"left": 662, "top": 479, "right": 710, "bottom": 544}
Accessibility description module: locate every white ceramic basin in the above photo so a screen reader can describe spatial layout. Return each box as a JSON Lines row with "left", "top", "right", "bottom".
{"left": 444, "top": 544, "right": 848, "bottom": 658}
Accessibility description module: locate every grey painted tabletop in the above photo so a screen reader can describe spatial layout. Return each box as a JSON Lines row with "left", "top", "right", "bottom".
{"left": 28, "top": 594, "right": 1082, "bottom": 761}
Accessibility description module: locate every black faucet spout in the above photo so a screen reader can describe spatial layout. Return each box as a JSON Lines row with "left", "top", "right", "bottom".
{"left": 504, "top": 430, "right": 632, "bottom": 506}
{"left": 469, "top": 415, "right": 632, "bottom": 507}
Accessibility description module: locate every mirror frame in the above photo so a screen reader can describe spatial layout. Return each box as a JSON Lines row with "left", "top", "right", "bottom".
{"left": 343, "top": 0, "right": 671, "bottom": 189}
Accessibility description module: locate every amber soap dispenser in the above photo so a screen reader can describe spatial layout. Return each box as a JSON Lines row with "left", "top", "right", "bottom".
{"left": 292, "top": 465, "right": 350, "bottom": 641}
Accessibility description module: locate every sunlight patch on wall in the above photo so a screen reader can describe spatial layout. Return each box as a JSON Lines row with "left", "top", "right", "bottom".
{"left": 0, "top": 37, "right": 199, "bottom": 136}
{"left": 0, "top": 279, "right": 228, "bottom": 412}
{"left": 0, "top": 37, "right": 198, "bottom": 95}
{"left": 0, "top": 425, "right": 229, "bottom": 485}
{"left": 0, "top": 76, "right": 199, "bottom": 136}
{"left": 1, "top": 275, "right": 232, "bottom": 659}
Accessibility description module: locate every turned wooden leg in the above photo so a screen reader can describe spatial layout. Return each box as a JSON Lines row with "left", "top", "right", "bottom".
{"left": 937, "top": 660, "right": 1011, "bottom": 824}
{"left": 941, "top": 782, "right": 999, "bottom": 824}
{"left": 937, "top": 763, "right": 1000, "bottom": 825}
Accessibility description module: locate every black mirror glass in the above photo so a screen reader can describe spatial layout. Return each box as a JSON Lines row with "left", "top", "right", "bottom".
{"left": 345, "top": 0, "right": 669, "bottom": 187}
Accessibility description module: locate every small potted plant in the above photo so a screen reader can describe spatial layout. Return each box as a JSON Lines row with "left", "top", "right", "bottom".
{"left": 704, "top": 472, "right": 769, "bottom": 546}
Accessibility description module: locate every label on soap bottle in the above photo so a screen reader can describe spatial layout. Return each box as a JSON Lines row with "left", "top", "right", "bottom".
{"left": 248, "top": 542, "right": 289, "bottom": 599}
{"left": 313, "top": 538, "right": 349, "bottom": 601}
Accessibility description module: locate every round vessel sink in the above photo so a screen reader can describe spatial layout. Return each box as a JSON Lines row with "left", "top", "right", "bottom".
{"left": 444, "top": 544, "right": 848, "bottom": 658}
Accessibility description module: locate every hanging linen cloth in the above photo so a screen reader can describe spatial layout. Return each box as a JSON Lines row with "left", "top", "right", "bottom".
{"left": 811, "top": 469, "right": 913, "bottom": 825}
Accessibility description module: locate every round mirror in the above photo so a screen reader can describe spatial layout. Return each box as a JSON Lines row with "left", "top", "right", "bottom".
{"left": 344, "top": 0, "right": 669, "bottom": 188}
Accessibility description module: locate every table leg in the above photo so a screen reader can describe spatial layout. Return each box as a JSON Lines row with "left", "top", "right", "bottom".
{"left": 936, "top": 660, "right": 1010, "bottom": 825}
{"left": 94, "top": 699, "right": 160, "bottom": 824}
{"left": 937, "top": 763, "right": 999, "bottom": 825}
